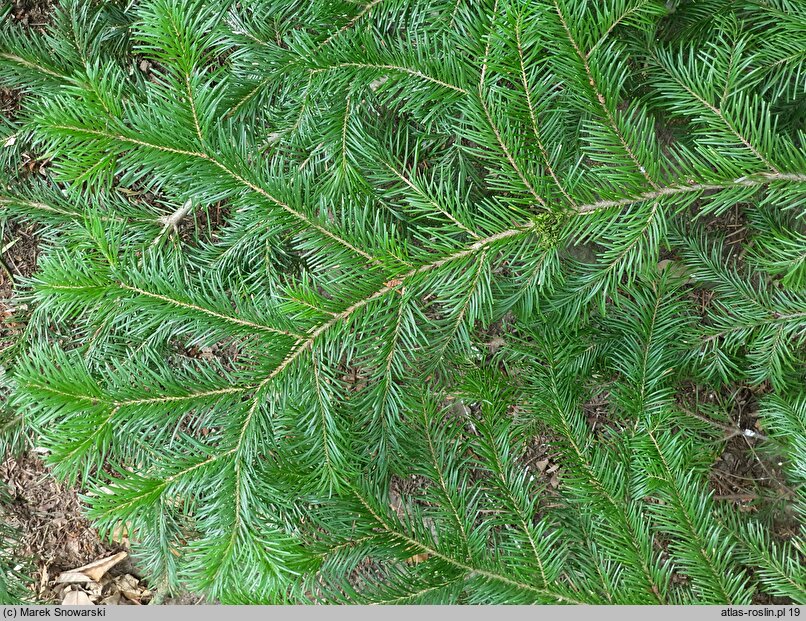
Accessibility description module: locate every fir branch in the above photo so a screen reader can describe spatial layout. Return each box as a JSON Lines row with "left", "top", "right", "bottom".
{"left": 551, "top": 0, "right": 660, "bottom": 190}
{"left": 351, "top": 488, "right": 583, "bottom": 604}
{"left": 317, "top": 0, "right": 385, "bottom": 50}
{"left": 6, "top": 0, "right": 806, "bottom": 603}
{"left": 513, "top": 12, "right": 576, "bottom": 208}
{"left": 117, "top": 283, "right": 303, "bottom": 338}
{"left": 309, "top": 64, "right": 468, "bottom": 94}
{"left": 0, "top": 52, "right": 68, "bottom": 80}
{"left": 651, "top": 48, "right": 780, "bottom": 173}
{"left": 46, "top": 124, "right": 387, "bottom": 265}
{"left": 478, "top": 0, "right": 549, "bottom": 208}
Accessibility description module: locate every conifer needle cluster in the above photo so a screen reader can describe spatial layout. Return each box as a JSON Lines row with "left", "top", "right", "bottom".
{"left": 0, "top": 0, "right": 804, "bottom": 604}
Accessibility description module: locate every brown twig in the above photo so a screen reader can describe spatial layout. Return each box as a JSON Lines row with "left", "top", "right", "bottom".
{"left": 678, "top": 405, "right": 769, "bottom": 442}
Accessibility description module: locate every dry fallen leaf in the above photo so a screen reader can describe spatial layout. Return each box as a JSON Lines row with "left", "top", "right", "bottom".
{"left": 62, "top": 589, "right": 94, "bottom": 606}
{"left": 101, "top": 592, "right": 122, "bottom": 606}
{"left": 535, "top": 459, "right": 549, "bottom": 472}
{"left": 112, "top": 574, "right": 152, "bottom": 604}
{"left": 38, "top": 565, "right": 48, "bottom": 596}
{"left": 56, "top": 571, "right": 94, "bottom": 584}
{"left": 110, "top": 522, "right": 131, "bottom": 546}
{"left": 405, "top": 553, "right": 430, "bottom": 565}
{"left": 657, "top": 259, "right": 691, "bottom": 282}
{"left": 86, "top": 581, "right": 104, "bottom": 599}
{"left": 56, "top": 552, "right": 128, "bottom": 584}
{"left": 487, "top": 336, "right": 506, "bottom": 354}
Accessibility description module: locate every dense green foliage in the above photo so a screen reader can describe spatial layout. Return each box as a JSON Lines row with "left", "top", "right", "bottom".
{"left": 1, "top": 0, "right": 805, "bottom": 604}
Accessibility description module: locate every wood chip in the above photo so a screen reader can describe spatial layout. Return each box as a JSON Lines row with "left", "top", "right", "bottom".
{"left": 101, "top": 592, "right": 122, "bottom": 606}
{"left": 115, "top": 574, "right": 146, "bottom": 604}
{"left": 56, "top": 552, "right": 128, "bottom": 584}
{"left": 62, "top": 589, "right": 94, "bottom": 606}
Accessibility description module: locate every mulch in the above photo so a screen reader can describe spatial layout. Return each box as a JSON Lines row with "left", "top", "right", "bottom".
{"left": 0, "top": 453, "right": 129, "bottom": 602}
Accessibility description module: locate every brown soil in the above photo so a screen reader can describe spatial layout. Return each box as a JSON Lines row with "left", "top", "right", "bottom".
{"left": 7, "top": 0, "right": 54, "bottom": 29}
{"left": 1, "top": 88, "right": 21, "bottom": 121}
{"left": 0, "top": 220, "right": 118, "bottom": 604}
{"left": 706, "top": 387, "right": 799, "bottom": 532}
{"left": 0, "top": 228, "right": 36, "bottom": 370}
{"left": 0, "top": 220, "right": 39, "bottom": 297}
{"left": 0, "top": 453, "right": 127, "bottom": 602}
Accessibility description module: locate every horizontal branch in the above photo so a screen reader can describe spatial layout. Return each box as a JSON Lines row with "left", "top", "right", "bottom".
{"left": 702, "top": 310, "right": 806, "bottom": 343}
{"left": 34, "top": 171, "right": 805, "bottom": 425}
{"left": 48, "top": 125, "right": 385, "bottom": 265}
{"left": 0, "top": 52, "right": 69, "bottom": 80}
{"left": 677, "top": 406, "right": 769, "bottom": 441}
{"left": 25, "top": 382, "right": 249, "bottom": 408}
{"left": 225, "top": 76, "right": 271, "bottom": 118}
{"left": 310, "top": 63, "right": 468, "bottom": 94}
{"left": 381, "top": 161, "right": 480, "bottom": 238}
{"left": 119, "top": 283, "right": 303, "bottom": 338}
{"left": 90, "top": 447, "right": 239, "bottom": 520}
{"left": 0, "top": 196, "right": 83, "bottom": 220}
{"left": 61, "top": 171, "right": 804, "bottom": 425}
{"left": 317, "top": 0, "right": 385, "bottom": 49}
{"left": 576, "top": 172, "right": 806, "bottom": 214}
{"left": 352, "top": 488, "right": 582, "bottom": 604}
{"left": 265, "top": 225, "right": 532, "bottom": 380}
{"left": 653, "top": 60, "right": 780, "bottom": 174}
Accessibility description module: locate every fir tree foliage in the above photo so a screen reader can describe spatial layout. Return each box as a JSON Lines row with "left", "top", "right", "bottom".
{"left": 0, "top": 0, "right": 805, "bottom": 604}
